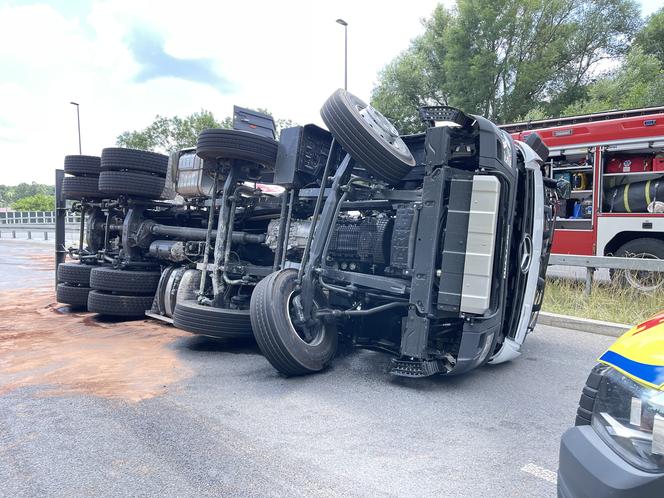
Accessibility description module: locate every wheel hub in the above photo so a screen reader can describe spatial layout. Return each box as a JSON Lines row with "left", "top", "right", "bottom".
{"left": 357, "top": 104, "right": 410, "bottom": 155}
{"left": 287, "top": 292, "right": 323, "bottom": 344}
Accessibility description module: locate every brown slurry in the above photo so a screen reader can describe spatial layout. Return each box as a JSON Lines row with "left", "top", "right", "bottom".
{"left": 30, "top": 253, "right": 55, "bottom": 270}
{"left": 0, "top": 286, "right": 191, "bottom": 402}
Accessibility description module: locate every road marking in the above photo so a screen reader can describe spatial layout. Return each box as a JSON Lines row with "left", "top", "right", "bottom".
{"left": 521, "top": 463, "right": 557, "bottom": 484}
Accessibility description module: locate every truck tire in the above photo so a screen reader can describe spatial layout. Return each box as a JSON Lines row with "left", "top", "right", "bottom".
{"left": 57, "top": 262, "right": 93, "bottom": 285}
{"left": 56, "top": 283, "right": 91, "bottom": 307}
{"left": 196, "top": 129, "right": 278, "bottom": 167}
{"left": 614, "top": 238, "right": 664, "bottom": 292}
{"left": 98, "top": 170, "right": 165, "bottom": 199}
{"left": 320, "top": 89, "right": 415, "bottom": 185}
{"left": 89, "top": 267, "right": 161, "bottom": 293}
{"left": 64, "top": 155, "right": 101, "bottom": 176}
{"left": 250, "top": 269, "right": 337, "bottom": 376}
{"left": 100, "top": 148, "right": 169, "bottom": 176}
{"left": 63, "top": 176, "right": 103, "bottom": 199}
{"left": 87, "top": 290, "right": 154, "bottom": 317}
{"left": 172, "top": 300, "right": 253, "bottom": 339}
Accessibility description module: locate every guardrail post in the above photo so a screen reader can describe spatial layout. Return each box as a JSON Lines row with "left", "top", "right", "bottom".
{"left": 584, "top": 267, "right": 594, "bottom": 297}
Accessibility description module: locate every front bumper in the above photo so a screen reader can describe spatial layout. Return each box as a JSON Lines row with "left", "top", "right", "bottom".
{"left": 558, "top": 425, "right": 664, "bottom": 498}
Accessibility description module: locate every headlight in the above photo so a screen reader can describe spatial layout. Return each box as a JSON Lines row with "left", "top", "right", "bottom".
{"left": 592, "top": 367, "right": 664, "bottom": 472}
{"left": 498, "top": 130, "right": 513, "bottom": 166}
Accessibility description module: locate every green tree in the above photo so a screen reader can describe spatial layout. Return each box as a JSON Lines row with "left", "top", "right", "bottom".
{"left": 117, "top": 110, "right": 230, "bottom": 152}
{"left": 371, "top": 0, "right": 641, "bottom": 131}
{"left": 117, "top": 108, "right": 296, "bottom": 153}
{"left": 562, "top": 47, "right": 664, "bottom": 115}
{"left": 635, "top": 7, "right": 664, "bottom": 66}
{"left": 0, "top": 183, "right": 55, "bottom": 207}
{"left": 11, "top": 194, "right": 55, "bottom": 211}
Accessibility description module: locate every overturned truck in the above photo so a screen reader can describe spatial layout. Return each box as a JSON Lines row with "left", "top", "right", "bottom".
{"left": 55, "top": 90, "right": 558, "bottom": 378}
{"left": 250, "top": 90, "right": 557, "bottom": 377}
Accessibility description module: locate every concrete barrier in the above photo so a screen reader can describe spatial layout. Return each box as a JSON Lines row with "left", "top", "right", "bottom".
{"left": 538, "top": 311, "right": 630, "bottom": 337}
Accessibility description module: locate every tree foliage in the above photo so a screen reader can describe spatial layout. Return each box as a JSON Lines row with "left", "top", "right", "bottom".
{"left": 117, "top": 110, "right": 230, "bottom": 152}
{"left": 0, "top": 183, "right": 55, "bottom": 207}
{"left": 563, "top": 47, "right": 664, "bottom": 115}
{"left": 635, "top": 7, "right": 664, "bottom": 66}
{"left": 372, "top": 0, "right": 642, "bottom": 132}
{"left": 117, "top": 108, "right": 296, "bottom": 153}
{"left": 11, "top": 194, "right": 55, "bottom": 211}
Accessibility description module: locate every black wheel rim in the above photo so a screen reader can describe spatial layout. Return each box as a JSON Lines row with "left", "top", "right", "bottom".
{"left": 286, "top": 290, "right": 325, "bottom": 345}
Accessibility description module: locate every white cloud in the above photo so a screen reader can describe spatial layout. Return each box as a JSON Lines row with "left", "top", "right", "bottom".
{"left": 0, "top": 0, "right": 453, "bottom": 185}
{"left": 0, "top": 0, "right": 659, "bottom": 185}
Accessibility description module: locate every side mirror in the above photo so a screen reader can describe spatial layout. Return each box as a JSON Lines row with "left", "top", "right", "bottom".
{"left": 525, "top": 132, "right": 549, "bottom": 162}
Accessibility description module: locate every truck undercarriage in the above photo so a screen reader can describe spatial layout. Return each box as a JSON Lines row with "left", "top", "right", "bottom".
{"left": 55, "top": 91, "right": 558, "bottom": 378}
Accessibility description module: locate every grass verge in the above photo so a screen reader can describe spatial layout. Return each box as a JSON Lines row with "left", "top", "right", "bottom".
{"left": 542, "top": 277, "right": 663, "bottom": 325}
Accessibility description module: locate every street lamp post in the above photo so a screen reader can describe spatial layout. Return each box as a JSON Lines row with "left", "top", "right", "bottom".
{"left": 336, "top": 19, "right": 348, "bottom": 90}
{"left": 70, "top": 101, "right": 81, "bottom": 155}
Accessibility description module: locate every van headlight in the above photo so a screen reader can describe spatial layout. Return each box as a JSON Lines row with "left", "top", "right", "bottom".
{"left": 592, "top": 366, "right": 664, "bottom": 472}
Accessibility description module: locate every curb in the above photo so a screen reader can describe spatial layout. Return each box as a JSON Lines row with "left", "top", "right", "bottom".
{"left": 538, "top": 311, "right": 631, "bottom": 337}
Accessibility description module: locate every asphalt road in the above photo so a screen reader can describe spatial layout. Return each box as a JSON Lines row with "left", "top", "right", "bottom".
{"left": 0, "top": 240, "right": 616, "bottom": 497}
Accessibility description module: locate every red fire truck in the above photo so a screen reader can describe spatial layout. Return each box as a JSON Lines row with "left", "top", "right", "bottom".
{"left": 501, "top": 106, "right": 664, "bottom": 291}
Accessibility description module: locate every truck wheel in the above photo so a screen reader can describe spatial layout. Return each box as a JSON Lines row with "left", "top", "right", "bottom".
{"left": 320, "top": 89, "right": 415, "bottom": 185}
{"left": 101, "top": 148, "right": 169, "bottom": 176}
{"left": 57, "top": 262, "right": 93, "bottom": 285}
{"left": 56, "top": 283, "right": 91, "bottom": 307}
{"left": 87, "top": 290, "right": 154, "bottom": 317}
{"left": 250, "top": 269, "right": 337, "bottom": 376}
{"left": 89, "top": 267, "right": 161, "bottom": 293}
{"left": 64, "top": 155, "right": 101, "bottom": 176}
{"left": 196, "top": 129, "right": 278, "bottom": 167}
{"left": 614, "top": 238, "right": 664, "bottom": 292}
{"left": 62, "top": 176, "right": 103, "bottom": 200}
{"left": 98, "top": 170, "right": 165, "bottom": 199}
{"left": 172, "top": 300, "right": 253, "bottom": 339}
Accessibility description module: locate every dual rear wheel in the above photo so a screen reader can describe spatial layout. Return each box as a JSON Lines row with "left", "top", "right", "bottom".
{"left": 87, "top": 266, "right": 160, "bottom": 318}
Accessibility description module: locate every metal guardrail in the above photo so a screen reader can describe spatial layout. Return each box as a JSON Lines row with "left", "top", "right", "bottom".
{"left": 0, "top": 210, "right": 80, "bottom": 224}
{"left": 0, "top": 224, "right": 81, "bottom": 242}
{"left": 548, "top": 254, "right": 664, "bottom": 295}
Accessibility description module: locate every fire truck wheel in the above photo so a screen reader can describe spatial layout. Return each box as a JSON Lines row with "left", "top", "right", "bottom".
{"left": 63, "top": 155, "right": 101, "bottom": 177}
{"left": 87, "top": 290, "right": 154, "bottom": 317}
{"left": 172, "top": 300, "right": 253, "bottom": 339}
{"left": 196, "top": 129, "right": 278, "bottom": 167}
{"left": 98, "top": 170, "right": 165, "bottom": 199}
{"left": 56, "top": 283, "right": 91, "bottom": 307}
{"left": 320, "top": 89, "right": 416, "bottom": 185}
{"left": 100, "top": 148, "right": 169, "bottom": 176}
{"left": 250, "top": 269, "right": 337, "bottom": 376}
{"left": 57, "top": 262, "right": 93, "bottom": 285}
{"left": 613, "top": 238, "right": 664, "bottom": 292}
{"left": 62, "top": 176, "right": 103, "bottom": 200}
{"left": 89, "top": 267, "right": 161, "bottom": 294}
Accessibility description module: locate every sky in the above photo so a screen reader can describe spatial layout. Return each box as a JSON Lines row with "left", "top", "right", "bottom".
{"left": 0, "top": 0, "right": 661, "bottom": 185}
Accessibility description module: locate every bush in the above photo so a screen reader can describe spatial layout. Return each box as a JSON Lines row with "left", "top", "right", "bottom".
{"left": 11, "top": 194, "right": 55, "bottom": 211}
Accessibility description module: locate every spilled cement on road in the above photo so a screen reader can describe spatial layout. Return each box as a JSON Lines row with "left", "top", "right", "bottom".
{"left": 0, "top": 286, "right": 191, "bottom": 402}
